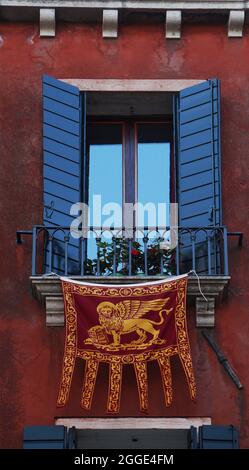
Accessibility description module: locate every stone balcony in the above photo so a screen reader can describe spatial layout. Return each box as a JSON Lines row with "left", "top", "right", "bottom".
{"left": 30, "top": 275, "right": 230, "bottom": 328}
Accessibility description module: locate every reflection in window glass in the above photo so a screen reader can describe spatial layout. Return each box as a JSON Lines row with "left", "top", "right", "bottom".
{"left": 137, "top": 123, "right": 170, "bottom": 231}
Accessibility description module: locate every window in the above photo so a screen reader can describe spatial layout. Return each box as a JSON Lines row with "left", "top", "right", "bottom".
{"left": 43, "top": 76, "right": 222, "bottom": 276}
{"left": 86, "top": 119, "right": 172, "bottom": 265}
{"left": 23, "top": 424, "right": 240, "bottom": 449}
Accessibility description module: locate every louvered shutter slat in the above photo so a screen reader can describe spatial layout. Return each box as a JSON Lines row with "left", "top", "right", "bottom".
{"left": 44, "top": 111, "right": 80, "bottom": 135}
{"left": 44, "top": 96, "right": 80, "bottom": 121}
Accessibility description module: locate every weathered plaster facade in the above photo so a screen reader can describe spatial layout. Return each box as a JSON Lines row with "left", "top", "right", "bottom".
{"left": 0, "top": 2, "right": 248, "bottom": 448}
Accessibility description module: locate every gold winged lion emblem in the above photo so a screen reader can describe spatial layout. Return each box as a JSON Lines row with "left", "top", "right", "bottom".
{"left": 85, "top": 298, "right": 172, "bottom": 349}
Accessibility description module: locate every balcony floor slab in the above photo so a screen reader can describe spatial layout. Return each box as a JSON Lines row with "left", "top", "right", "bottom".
{"left": 30, "top": 275, "right": 230, "bottom": 327}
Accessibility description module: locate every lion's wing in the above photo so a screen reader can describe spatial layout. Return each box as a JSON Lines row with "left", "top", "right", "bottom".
{"left": 118, "top": 298, "right": 169, "bottom": 320}
{"left": 116, "top": 300, "right": 140, "bottom": 319}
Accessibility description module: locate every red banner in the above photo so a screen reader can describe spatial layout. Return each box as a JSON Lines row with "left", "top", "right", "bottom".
{"left": 57, "top": 275, "right": 196, "bottom": 413}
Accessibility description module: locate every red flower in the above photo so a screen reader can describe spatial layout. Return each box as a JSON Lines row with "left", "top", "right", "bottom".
{"left": 131, "top": 249, "right": 140, "bottom": 256}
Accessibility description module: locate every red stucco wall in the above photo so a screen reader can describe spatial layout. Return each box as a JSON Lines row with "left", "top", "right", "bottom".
{"left": 0, "top": 20, "right": 249, "bottom": 448}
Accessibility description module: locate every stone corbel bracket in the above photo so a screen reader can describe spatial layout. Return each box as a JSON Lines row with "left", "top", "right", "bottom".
{"left": 228, "top": 10, "right": 245, "bottom": 37}
{"left": 102, "top": 9, "right": 118, "bottom": 38}
{"left": 165, "top": 11, "right": 182, "bottom": 39}
{"left": 40, "top": 8, "right": 56, "bottom": 37}
{"left": 30, "top": 275, "right": 230, "bottom": 328}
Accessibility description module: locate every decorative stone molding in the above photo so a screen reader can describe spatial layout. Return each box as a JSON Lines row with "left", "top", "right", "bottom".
{"left": 165, "top": 11, "right": 181, "bottom": 39}
{"left": 2, "top": 2, "right": 249, "bottom": 11}
{"left": 30, "top": 275, "right": 230, "bottom": 328}
{"left": 62, "top": 79, "right": 204, "bottom": 92}
{"left": 45, "top": 296, "right": 64, "bottom": 326}
{"left": 196, "top": 297, "right": 215, "bottom": 328}
{"left": 39, "top": 8, "right": 55, "bottom": 37}
{"left": 102, "top": 9, "right": 118, "bottom": 38}
{"left": 2, "top": 2, "right": 248, "bottom": 41}
{"left": 228, "top": 10, "right": 245, "bottom": 37}
{"left": 56, "top": 417, "right": 212, "bottom": 429}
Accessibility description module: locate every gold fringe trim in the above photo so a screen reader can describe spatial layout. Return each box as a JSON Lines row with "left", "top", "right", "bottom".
{"left": 158, "top": 354, "right": 173, "bottom": 407}
{"left": 81, "top": 359, "right": 99, "bottom": 410}
{"left": 57, "top": 290, "right": 77, "bottom": 407}
{"left": 107, "top": 360, "right": 123, "bottom": 413}
{"left": 134, "top": 361, "right": 148, "bottom": 412}
{"left": 175, "top": 279, "right": 197, "bottom": 400}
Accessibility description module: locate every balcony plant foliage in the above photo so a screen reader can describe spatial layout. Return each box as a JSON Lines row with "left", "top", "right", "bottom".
{"left": 84, "top": 238, "right": 176, "bottom": 276}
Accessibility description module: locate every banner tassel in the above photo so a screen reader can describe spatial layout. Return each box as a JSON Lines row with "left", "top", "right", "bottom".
{"left": 107, "top": 361, "right": 122, "bottom": 413}
{"left": 158, "top": 355, "right": 173, "bottom": 407}
{"left": 81, "top": 359, "right": 99, "bottom": 410}
{"left": 134, "top": 361, "right": 149, "bottom": 413}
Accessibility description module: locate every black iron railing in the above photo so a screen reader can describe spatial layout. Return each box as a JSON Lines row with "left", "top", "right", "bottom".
{"left": 15, "top": 225, "right": 240, "bottom": 277}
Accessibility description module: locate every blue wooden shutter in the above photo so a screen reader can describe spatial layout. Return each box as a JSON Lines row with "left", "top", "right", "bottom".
{"left": 199, "top": 425, "right": 239, "bottom": 449}
{"left": 23, "top": 425, "right": 67, "bottom": 449}
{"left": 43, "top": 75, "right": 84, "bottom": 274}
{"left": 187, "top": 426, "right": 198, "bottom": 449}
{"left": 174, "top": 80, "right": 222, "bottom": 274}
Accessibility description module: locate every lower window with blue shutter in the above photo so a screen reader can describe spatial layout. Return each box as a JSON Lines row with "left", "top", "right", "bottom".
{"left": 174, "top": 79, "right": 222, "bottom": 275}
{"left": 23, "top": 424, "right": 239, "bottom": 449}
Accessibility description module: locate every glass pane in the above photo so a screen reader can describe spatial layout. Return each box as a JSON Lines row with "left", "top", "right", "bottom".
{"left": 136, "top": 123, "right": 173, "bottom": 276}
{"left": 87, "top": 123, "right": 123, "bottom": 270}
{"left": 88, "top": 123, "right": 122, "bottom": 217}
{"left": 137, "top": 123, "right": 170, "bottom": 231}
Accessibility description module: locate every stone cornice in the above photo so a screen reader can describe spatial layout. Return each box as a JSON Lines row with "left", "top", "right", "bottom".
{"left": 2, "top": 1, "right": 247, "bottom": 37}
{"left": 0, "top": 1, "right": 248, "bottom": 10}
{"left": 30, "top": 275, "right": 230, "bottom": 328}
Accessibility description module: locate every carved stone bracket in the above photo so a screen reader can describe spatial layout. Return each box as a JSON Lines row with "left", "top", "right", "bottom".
{"left": 40, "top": 8, "right": 56, "bottom": 37}
{"left": 165, "top": 11, "right": 182, "bottom": 39}
{"left": 196, "top": 297, "right": 215, "bottom": 328}
{"left": 30, "top": 275, "right": 230, "bottom": 328}
{"left": 228, "top": 10, "right": 245, "bottom": 37}
{"left": 102, "top": 9, "right": 118, "bottom": 38}
{"left": 187, "top": 276, "right": 230, "bottom": 327}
